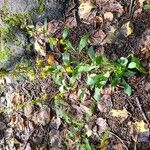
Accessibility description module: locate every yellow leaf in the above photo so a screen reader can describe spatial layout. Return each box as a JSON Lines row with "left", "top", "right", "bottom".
{"left": 79, "top": 1, "right": 95, "bottom": 19}
{"left": 110, "top": 108, "right": 129, "bottom": 118}
{"left": 121, "top": 21, "right": 134, "bottom": 37}
{"left": 135, "top": 120, "right": 149, "bottom": 132}
{"left": 66, "top": 66, "right": 73, "bottom": 73}
{"left": 86, "top": 129, "right": 93, "bottom": 137}
{"left": 46, "top": 53, "right": 55, "bottom": 64}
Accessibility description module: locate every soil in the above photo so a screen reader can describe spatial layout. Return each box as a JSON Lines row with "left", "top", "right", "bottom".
{"left": 0, "top": 0, "right": 150, "bottom": 150}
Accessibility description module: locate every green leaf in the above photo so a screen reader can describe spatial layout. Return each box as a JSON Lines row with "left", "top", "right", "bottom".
{"left": 88, "top": 47, "right": 95, "bottom": 62}
{"left": 128, "top": 62, "right": 136, "bottom": 69}
{"left": 144, "top": 4, "right": 150, "bottom": 10}
{"left": 87, "top": 72, "right": 110, "bottom": 87}
{"left": 122, "top": 80, "right": 132, "bottom": 96}
{"left": 124, "top": 70, "right": 136, "bottom": 77}
{"left": 62, "top": 52, "right": 70, "bottom": 65}
{"left": 111, "top": 77, "right": 121, "bottom": 87}
{"left": 118, "top": 57, "right": 128, "bottom": 66}
{"left": 78, "top": 33, "right": 89, "bottom": 53}
{"left": 130, "top": 55, "right": 146, "bottom": 73}
{"left": 84, "top": 138, "right": 92, "bottom": 150}
{"left": 94, "top": 87, "right": 101, "bottom": 101}
{"left": 48, "top": 37, "right": 58, "bottom": 50}
{"left": 78, "top": 65, "right": 97, "bottom": 73}
{"left": 63, "top": 26, "right": 70, "bottom": 39}
{"left": 65, "top": 40, "right": 75, "bottom": 51}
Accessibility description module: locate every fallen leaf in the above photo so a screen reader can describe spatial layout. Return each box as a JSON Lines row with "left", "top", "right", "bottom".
{"left": 90, "top": 30, "right": 106, "bottom": 45}
{"left": 79, "top": 1, "right": 95, "bottom": 19}
{"left": 24, "top": 101, "right": 33, "bottom": 118}
{"left": 110, "top": 108, "right": 129, "bottom": 122}
{"left": 9, "top": 92, "right": 24, "bottom": 110}
{"left": 65, "top": 16, "right": 77, "bottom": 28}
{"left": 34, "top": 40, "right": 46, "bottom": 56}
{"left": 97, "top": 85, "right": 112, "bottom": 113}
{"left": 96, "top": 118, "right": 108, "bottom": 135}
{"left": 138, "top": 0, "right": 145, "bottom": 7}
{"left": 46, "top": 53, "right": 55, "bottom": 65}
{"left": 93, "top": 16, "right": 103, "bottom": 28}
{"left": 48, "top": 20, "right": 63, "bottom": 34}
{"left": 113, "top": 143, "right": 124, "bottom": 150}
{"left": 32, "top": 105, "right": 51, "bottom": 125}
{"left": 104, "top": 12, "right": 114, "bottom": 21}
{"left": 134, "top": 120, "right": 149, "bottom": 133}
{"left": 120, "top": 21, "right": 134, "bottom": 37}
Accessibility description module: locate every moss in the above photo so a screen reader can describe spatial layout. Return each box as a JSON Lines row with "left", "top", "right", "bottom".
{"left": 0, "top": 47, "right": 12, "bottom": 61}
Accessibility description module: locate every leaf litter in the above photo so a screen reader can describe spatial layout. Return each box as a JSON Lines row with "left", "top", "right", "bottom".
{"left": 0, "top": 0, "right": 150, "bottom": 149}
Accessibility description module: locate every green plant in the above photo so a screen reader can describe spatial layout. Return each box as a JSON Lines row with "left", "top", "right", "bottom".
{"left": 39, "top": 30, "right": 146, "bottom": 100}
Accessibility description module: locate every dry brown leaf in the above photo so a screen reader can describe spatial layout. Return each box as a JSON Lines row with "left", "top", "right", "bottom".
{"left": 113, "top": 143, "right": 124, "bottom": 150}
{"left": 34, "top": 40, "right": 46, "bottom": 56}
{"left": 90, "top": 30, "right": 106, "bottom": 45}
{"left": 9, "top": 92, "right": 24, "bottom": 110}
{"left": 104, "top": 12, "right": 114, "bottom": 21}
{"left": 110, "top": 108, "right": 129, "bottom": 122}
{"left": 48, "top": 20, "right": 62, "bottom": 34}
{"left": 103, "top": 1, "right": 124, "bottom": 17}
{"left": 46, "top": 53, "right": 55, "bottom": 65}
{"left": 97, "top": 86, "right": 112, "bottom": 112}
{"left": 79, "top": 1, "right": 95, "bottom": 19}
{"left": 24, "top": 101, "right": 33, "bottom": 118}
{"left": 96, "top": 118, "right": 108, "bottom": 135}
{"left": 65, "top": 16, "right": 77, "bottom": 28}
{"left": 32, "top": 105, "right": 51, "bottom": 125}
{"left": 93, "top": 16, "right": 103, "bottom": 28}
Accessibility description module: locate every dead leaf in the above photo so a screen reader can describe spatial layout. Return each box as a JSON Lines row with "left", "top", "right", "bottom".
{"left": 110, "top": 108, "right": 129, "bottom": 122}
{"left": 50, "top": 117, "right": 62, "bottom": 130}
{"left": 103, "top": 1, "right": 124, "bottom": 17}
{"left": 96, "top": 118, "right": 108, "bottom": 135}
{"left": 46, "top": 53, "right": 55, "bottom": 65}
{"left": 97, "top": 86, "right": 112, "bottom": 113}
{"left": 9, "top": 92, "right": 24, "bottom": 110}
{"left": 104, "top": 12, "right": 114, "bottom": 21}
{"left": 93, "top": 16, "right": 103, "bottom": 28}
{"left": 113, "top": 143, "right": 124, "bottom": 150}
{"left": 134, "top": 120, "right": 149, "bottom": 133}
{"left": 120, "top": 21, "right": 134, "bottom": 37}
{"left": 34, "top": 40, "right": 46, "bottom": 56}
{"left": 48, "top": 20, "right": 62, "bottom": 34}
{"left": 33, "top": 105, "right": 51, "bottom": 125}
{"left": 24, "top": 101, "right": 33, "bottom": 118}
{"left": 65, "top": 16, "right": 77, "bottom": 28}
{"left": 90, "top": 30, "right": 106, "bottom": 45}
{"left": 79, "top": 1, "right": 95, "bottom": 19}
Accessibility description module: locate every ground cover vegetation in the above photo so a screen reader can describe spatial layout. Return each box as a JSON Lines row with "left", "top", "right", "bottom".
{"left": 0, "top": 0, "right": 150, "bottom": 149}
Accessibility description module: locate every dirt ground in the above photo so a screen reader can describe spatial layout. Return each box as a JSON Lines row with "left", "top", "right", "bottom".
{"left": 0, "top": 0, "right": 150, "bottom": 150}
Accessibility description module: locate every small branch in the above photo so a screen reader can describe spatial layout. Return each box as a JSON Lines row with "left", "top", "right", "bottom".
{"left": 135, "top": 97, "right": 149, "bottom": 125}
{"left": 110, "top": 131, "right": 128, "bottom": 150}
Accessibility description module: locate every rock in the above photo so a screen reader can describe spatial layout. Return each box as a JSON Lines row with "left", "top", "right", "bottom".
{"left": 0, "top": 0, "right": 66, "bottom": 71}
{"left": 0, "top": 0, "right": 65, "bottom": 23}
{"left": 0, "top": 31, "right": 27, "bottom": 70}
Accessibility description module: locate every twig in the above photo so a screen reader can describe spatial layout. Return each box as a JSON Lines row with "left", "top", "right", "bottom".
{"left": 110, "top": 131, "right": 128, "bottom": 150}
{"left": 129, "top": 0, "right": 135, "bottom": 18}
{"left": 135, "top": 97, "right": 149, "bottom": 125}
